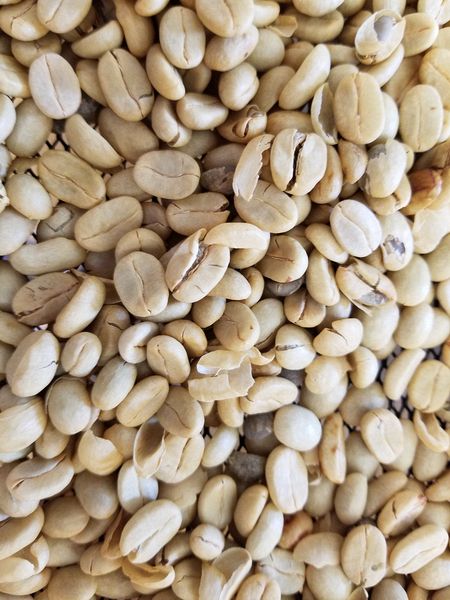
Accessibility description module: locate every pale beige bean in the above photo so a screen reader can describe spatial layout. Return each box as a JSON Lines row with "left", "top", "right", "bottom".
{"left": 197, "top": 474, "right": 237, "bottom": 529}
{"left": 403, "top": 12, "right": 438, "bottom": 57}
{"left": 383, "top": 348, "right": 426, "bottom": 401}
{"left": 199, "top": 548, "right": 252, "bottom": 598}
{"left": 279, "top": 44, "right": 331, "bottom": 110}
{"left": 52, "top": 276, "right": 105, "bottom": 339}
{"left": 115, "top": 228, "right": 165, "bottom": 263}
{"left": 134, "top": 150, "right": 200, "bottom": 200}
{"left": 5, "top": 174, "right": 52, "bottom": 221}
{"left": 348, "top": 346, "right": 379, "bottom": 389}
{"left": 330, "top": 200, "right": 382, "bottom": 258}
{"left": 241, "top": 375, "right": 297, "bottom": 414}
{"left": 46, "top": 376, "right": 92, "bottom": 435}
{"left": 235, "top": 181, "right": 298, "bottom": 234}
{"left": 337, "top": 259, "right": 397, "bottom": 310}
{"left": 413, "top": 410, "right": 449, "bottom": 453}
{"left": 10, "top": 32, "right": 60, "bottom": 69}
{"left": 196, "top": 0, "right": 254, "bottom": 37}
{"left": 378, "top": 489, "right": 427, "bottom": 537}
{"left": 294, "top": 0, "right": 343, "bottom": 17}
{"left": 258, "top": 235, "right": 308, "bottom": 283}
{"left": 333, "top": 72, "right": 385, "bottom": 144}
{"left": 146, "top": 335, "right": 190, "bottom": 385}
{"left": 411, "top": 551, "right": 450, "bottom": 591}
{"left": 71, "top": 20, "right": 123, "bottom": 58}
{"left": 256, "top": 548, "right": 305, "bottom": 595}
{"left": 0, "top": 0, "right": 48, "bottom": 42}
{"left": 302, "top": 375, "right": 348, "bottom": 419}
{"left": 0, "top": 310, "right": 30, "bottom": 347}
{"left": 390, "top": 524, "right": 449, "bottom": 574}
{"left": 113, "top": 0, "right": 153, "bottom": 58}
{"left": 6, "top": 454, "right": 74, "bottom": 502}
{"left": 236, "top": 573, "right": 281, "bottom": 600}
{"left": 361, "top": 408, "right": 404, "bottom": 464}
{"left": 189, "top": 524, "right": 224, "bottom": 562}
{"left": 305, "top": 250, "right": 340, "bottom": 307}
{"left": 9, "top": 238, "right": 86, "bottom": 276}
{"left": 313, "top": 318, "right": 363, "bottom": 357}
{"left": 165, "top": 229, "right": 230, "bottom": 303}
{"left": 38, "top": 150, "right": 105, "bottom": 210}
{"left": 0, "top": 397, "right": 46, "bottom": 454}
{"left": 29, "top": 53, "right": 80, "bottom": 119}
{"left": 253, "top": 65, "right": 294, "bottom": 113}
{"left": 374, "top": 580, "right": 408, "bottom": 600}
{"left": 120, "top": 500, "right": 182, "bottom": 563}
{"left": 75, "top": 197, "right": 142, "bottom": 253}
{"left": 201, "top": 424, "right": 239, "bottom": 468}
{"left": 310, "top": 82, "right": 339, "bottom": 145}
{"left": 204, "top": 26, "right": 259, "bottom": 72}
{"left": 265, "top": 445, "right": 308, "bottom": 514}
{"left": 64, "top": 114, "right": 122, "bottom": 171}
{"left": 271, "top": 129, "right": 328, "bottom": 196}
{"left": 334, "top": 472, "right": 368, "bottom": 525}
{"left": 234, "top": 484, "right": 268, "bottom": 538}
{"left": 98, "top": 49, "right": 154, "bottom": 122}
{"left": 0, "top": 207, "right": 36, "bottom": 256}
{"left": 98, "top": 108, "right": 158, "bottom": 163}
{"left": 273, "top": 405, "right": 321, "bottom": 451}
{"left": 151, "top": 96, "right": 192, "bottom": 148}
{"left": 400, "top": 85, "right": 444, "bottom": 152}
{"left": 166, "top": 193, "right": 229, "bottom": 236}
{"left": 305, "top": 564, "right": 352, "bottom": 600}
{"left": 419, "top": 48, "right": 450, "bottom": 109}
{"left": 6, "top": 331, "right": 59, "bottom": 397}
{"left": 12, "top": 272, "right": 79, "bottom": 327}
{"left": 157, "top": 386, "right": 203, "bottom": 438}
{"left": 212, "top": 301, "right": 260, "bottom": 352}
{"left": 145, "top": 43, "right": 185, "bottom": 101}
{"left": 293, "top": 532, "right": 343, "bottom": 568}
{"left": 294, "top": 9, "right": 345, "bottom": 44}
{"left": 116, "top": 376, "right": 167, "bottom": 428}
{"left": 319, "top": 412, "right": 346, "bottom": 484}
{"left": 37, "top": 0, "right": 92, "bottom": 33}
{"left": 0, "top": 93, "right": 15, "bottom": 145}
{"left": 274, "top": 324, "right": 315, "bottom": 370}
{"left": 159, "top": 6, "right": 205, "bottom": 69}
{"left": 392, "top": 251, "right": 432, "bottom": 302}
{"left": 364, "top": 471, "right": 408, "bottom": 517}
{"left": 117, "top": 322, "right": 159, "bottom": 365}
{"left": 340, "top": 382, "right": 387, "bottom": 428}
{"left": 355, "top": 9, "right": 405, "bottom": 65}
{"left": 0, "top": 54, "right": 30, "bottom": 98}
{"left": 91, "top": 356, "right": 137, "bottom": 411}
{"left": 60, "top": 332, "right": 101, "bottom": 378}
{"left": 176, "top": 93, "right": 228, "bottom": 131}
{"left": 341, "top": 524, "right": 387, "bottom": 587}
{"left": 304, "top": 355, "right": 349, "bottom": 395}
{"left": 77, "top": 428, "right": 124, "bottom": 476}
{"left": 114, "top": 251, "right": 168, "bottom": 318}
{"left": 6, "top": 98, "right": 51, "bottom": 157}
{"left": 362, "top": 139, "right": 407, "bottom": 198}
{"left": 408, "top": 360, "right": 450, "bottom": 413}
{"left": 245, "top": 501, "right": 284, "bottom": 561}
